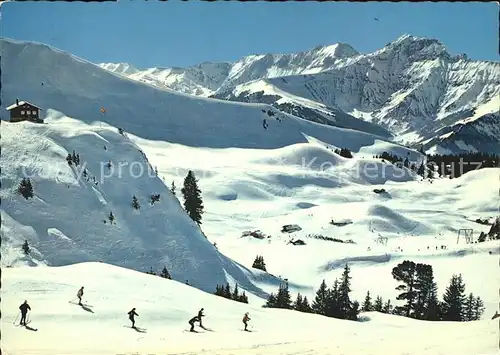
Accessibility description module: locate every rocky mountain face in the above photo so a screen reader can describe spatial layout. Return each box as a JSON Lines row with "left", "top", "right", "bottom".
{"left": 100, "top": 35, "right": 500, "bottom": 154}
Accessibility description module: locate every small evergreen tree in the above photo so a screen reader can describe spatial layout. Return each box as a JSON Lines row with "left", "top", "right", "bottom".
{"left": 312, "top": 279, "right": 330, "bottom": 315}
{"left": 18, "top": 177, "right": 34, "bottom": 199}
{"left": 252, "top": 255, "right": 267, "bottom": 272}
{"left": 293, "top": 293, "right": 304, "bottom": 311}
{"left": 301, "top": 296, "right": 312, "bottom": 313}
{"left": 22, "top": 240, "right": 30, "bottom": 255}
{"left": 66, "top": 153, "right": 73, "bottom": 165}
{"left": 374, "top": 296, "right": 384, "bottom": 312}
{"left": 239, "top": 291, "right": 249, "bottom": 304}
{"left": 442, "top": 274, "right": 466, "bottom": 321}
{"left": 464, "top": 293, "right": 475, "bottom": 321}
{"left": 265, "top": 293, "right": 277, "bottom": 308}
{"left": 382, "top": 299, "right": 393, "bottom": 314}
{"left": 473, "top": 296, "right": 485, "bottom": 321}
{"left": 132, "top": 195, "right": 140, "bottom": 209}
{"left": 232, "top": 284, "right": 240, "bottom": 300}
{"left": 338, "top": 263, "right": 354, "bottom": 318}
{"left": 159, "top": 266, "right": 171, "bottom": 279}
{"left": 171, "top": 181, "right": 176, "bottom": 196}
{"left": 224, "top": 283, "right": 231, "bottom": 299}
{"left": 108, "top": 211, "right": 115, "bottom": 224}
{"left": 362, "top": 291, "right": 373, "bottom": 312}
{"left": 424, "top": 283, "right": 441, "bottom": 321}
{"left": 275, "top": 283, "right": 292, "bottom": 309}
{"left": 181, "top": 170, "right": 204, "bottom": 224}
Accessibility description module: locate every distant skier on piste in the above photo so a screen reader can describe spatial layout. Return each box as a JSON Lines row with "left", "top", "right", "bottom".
{"left": 262, "top": 119, "right": 268, "bottom": 130}
{"left": 77, "top": 286, "right": 84, "bottom": 305}
{"left": 19, "top": 300, "right": 31, "bottom": 326}
{"left": 128, "top": 308, "right": 138, "bottom": 328}
{"left": 188, "top": 315, "right": 199, "bottom": 332}
{"left": 242, "top": 312, "right": 251, "bottom": 331}
{"left": 197, "top": 308, "right": 205, "bottom": 328}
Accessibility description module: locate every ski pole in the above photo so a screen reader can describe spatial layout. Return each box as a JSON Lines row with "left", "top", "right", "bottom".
{"left": 13, "top": 312, "right": 19, "bottom": 325}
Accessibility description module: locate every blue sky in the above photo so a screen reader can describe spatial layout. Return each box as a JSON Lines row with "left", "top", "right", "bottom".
{"left": 1, "top": 1, "right": 498, "bottom": 68}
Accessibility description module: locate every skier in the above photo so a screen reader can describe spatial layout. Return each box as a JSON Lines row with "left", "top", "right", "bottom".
{"left": 77, "top": 286, "right": 84, "bottom": 305}
{"left": 262, "top": 119, "right": 268, "bottom": 130}
{"left": 188, "top": 315, "right": 199, "bottom": 332}
{"left": 242, "top": 312, "right": 251, "bottom": 331}
{"left": 128, "top": 308, "right": 138, "bottom": 328}
{"left": 197, "top": 308, "right": 205, "bottom": 328}
{"left": 19, "top": 300, "right": 31, "bottom": 326}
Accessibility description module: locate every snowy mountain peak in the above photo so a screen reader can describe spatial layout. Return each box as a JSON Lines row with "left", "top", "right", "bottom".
{"left": 99, "top": 62, "right": 140, "bottom": 76}
{"left": 312, "top": 42, "right": 360, "bottom": 58}
{"left": 380, "top": 34, "right": 449, "bottom": 61}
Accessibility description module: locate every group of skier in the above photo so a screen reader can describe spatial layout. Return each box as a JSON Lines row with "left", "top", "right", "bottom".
{"left": 17, "top": 287, "right": 253, "bottom": 332}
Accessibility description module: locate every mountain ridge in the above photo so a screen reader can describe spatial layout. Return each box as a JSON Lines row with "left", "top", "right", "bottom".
{"left": 99, "top": 34, "right": 500, "bottom": 154}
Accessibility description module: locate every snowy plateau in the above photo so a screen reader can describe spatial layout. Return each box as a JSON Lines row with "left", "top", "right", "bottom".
{"left": 1, "top": 36, "right": 499, "bottom": 355}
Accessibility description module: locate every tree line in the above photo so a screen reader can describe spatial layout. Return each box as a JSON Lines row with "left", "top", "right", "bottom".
{"left": 259, "top": 261, "right": 485, "bottom": 323}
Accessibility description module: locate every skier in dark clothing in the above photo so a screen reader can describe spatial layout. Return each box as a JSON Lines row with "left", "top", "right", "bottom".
{"left": 19, "top": 300, "right": 31, "bottom": 326}
{"left": 242, "top": 312, "right": 251, "bottom": 331}
{"left": 188, "top": 316, "right": 199, "bottom": 332}
{"left": 77, "top": 286, "right": 84, "bottom": 305}
{"left": 262, "top": 119, "right": 268, "bottom": 130}
{"left": 197, "top": 308, "right": 205, "bottom": 328}
{"left": 128, "top": 308, "right": 138, "bottom": 328}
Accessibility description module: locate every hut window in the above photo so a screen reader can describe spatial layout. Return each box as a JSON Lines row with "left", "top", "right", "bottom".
{"left": 21, "top": 111, "right": 25, "bottom": 115}
{"left": 32, "top": 111, "right": 37, "bottom": 115}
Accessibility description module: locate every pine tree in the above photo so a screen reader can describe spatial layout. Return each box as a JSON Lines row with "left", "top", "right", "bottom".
{"left": 473, "top": 296, "right": 485, "bottom": 321}
{"left": 224, "top": 283, "right": 231, "bottom": 299}
{"left": 159, "top": 266, "right": 171, "bottom": 279}
{"left": 265, "top": 293, "right": 277, "bottom": 308}
{"left": 383, "top": 299, "right": 393, "bottom": 314}
{"left": 132, "top": 195, "right": 140, "bottom": 209}
{"left": 374, "top": 296, "right": 384, "bottom": 312}
{"left": 312, "top": 279, "right": 330, "bottom": 315}
{"left": 338, "top": 264, "right": 354, "bottom": 318}
{"left": 108, "top": 211, "right": 115, "bottom": 224}
{"left": 293, "top": 293, "right": 304, "bottom": 311}
{"left": 362, "top": 291, "right": 373, "bottom": 312}
{"left": 424, "top": 282, "right": 441, "bottom": 321}
{"left": 413, "top": 263, "right": 434, "bottom": 319}
{"left": 252, "top": 255, "right": 267, "bottom": 272}
{"left": 275, "top": 283, "right": 292, "bottom": 309}
{"left": 239, "top": 291, "right": 249, "bottom": 304}
{"left": 181, "top": 170, "right": 204, "bottom": 224}
{"left": 326, "top": 279, "right": 341, "bottom": 318}
{"left": 22, "top": 240, "right": 30, "bottom": 255}
{"left": 442, "top": 274, "right": 466, "bottom": 321}
{"left": 464, "top": 293, "right": 475, "bottom": 321}
{"left": 392, "top": 260, "right": 418, "bottom": 317}
{"left": 232, "top": 284, "right": 240, "bottom": 300}
{"left": 214, "top": 284, "right": 224, "bottom": 296}
{"left": 171, "top": 181, "right": 176, "bottom": 196}
{"left": 302, "top": 296, "right": 312, "bottom": 313}
{"left": 66, "top": 153, "right": 73, "bottom": 165}
{"left": 347, "top": 301, "right": 360, "bottom": 321}
{"left": 18, "top": 177, "right": 34, "bottom": 199}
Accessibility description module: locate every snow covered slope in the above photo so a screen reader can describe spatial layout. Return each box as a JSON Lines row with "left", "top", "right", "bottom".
{"left": 101, "top": 34, "right": 500, "bottom": 153}
{"left": 0, "top": 117, "right": 267, "bottom": 294}
{"left": 2, "top": 262, "right": 499, "bottom": 355}
{"left": 1, "top": 37, "right": 396, "bottom": 150}
{"left": 0, "top": 37, "right": 420, "bottom": 291}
